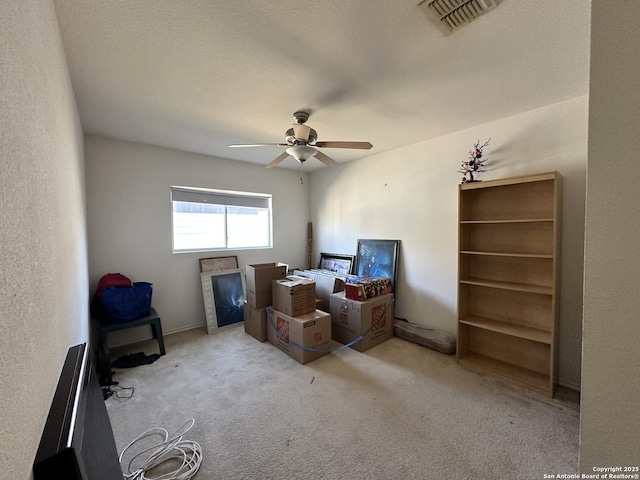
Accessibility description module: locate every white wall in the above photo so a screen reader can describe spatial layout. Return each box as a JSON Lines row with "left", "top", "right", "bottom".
{"left": 0, "top": 1, "right": 88, "bottom": 478}
{"left": 310, "top": 96, "right": 588, "bottom": 389}
{"left": 580, "top": 2, "right": 640, "bottom": 471}
{"left": 84, "top": 135, "right": 311, "bottom": 344}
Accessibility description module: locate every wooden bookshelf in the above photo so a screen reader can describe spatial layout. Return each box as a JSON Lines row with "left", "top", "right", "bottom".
{"left": 457, "top": 172, "right": 562, "bottom": 396}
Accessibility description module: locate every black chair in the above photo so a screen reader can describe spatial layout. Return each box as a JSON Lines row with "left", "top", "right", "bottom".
{"left": 97, "top": 307, "right": 165, "bottom": 385}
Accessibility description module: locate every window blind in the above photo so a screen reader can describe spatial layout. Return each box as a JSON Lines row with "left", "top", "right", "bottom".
{"left": 171, "top": 187, "right": 271, "bottom": 209}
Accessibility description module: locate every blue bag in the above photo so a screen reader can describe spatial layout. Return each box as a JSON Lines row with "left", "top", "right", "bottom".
{"left": 102, "top": 282, "right": 153, "bottom": 323}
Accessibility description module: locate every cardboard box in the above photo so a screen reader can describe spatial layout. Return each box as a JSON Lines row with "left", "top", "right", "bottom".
{"left": 243, "top": 301, "right": 268, "bottom": 342}
{"left": 293, "top": 270, "right": 349, "bottom": 309}
{"left": 314, "top": 274, "right": 345, "bottom": 311}
{"left": 245, "top": 263, "right": 287, "bottom": 308}
{"left": 272, "top": 278, "right": 316, "bottom": 317}
{"left": 344, "top": 276, "right": 392, "bottom": 301}
{"left": 329, "top": 291, "right": 395, "bottom": 352}
{"left": 292, "top": 270, "right": 345, "bottom": 312}
{"left": 267, "top": 309, "right": 332, "bottom": 364}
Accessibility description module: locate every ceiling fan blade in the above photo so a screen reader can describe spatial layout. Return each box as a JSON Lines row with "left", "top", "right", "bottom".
{"left": 265, "top": 151, "right": 290, "bottom": 169}
{"left": 314, "top": 150, "right": 339, "bottom": 167}
{"left": 228, "top": 143, "right": 288, "bottom": 148}
{"left": 314, "top": 141, "right": 373, "bottom": 150}
{"left": 293, "top": 124, "right": 311, "bottom": 141}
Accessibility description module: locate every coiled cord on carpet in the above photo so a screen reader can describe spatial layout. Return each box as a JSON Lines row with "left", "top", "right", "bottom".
{"left": 119, "top": 419, "right": 202, "bottom": 480}
{"left": 102, "top": 384, "right": 134, "bottom": 400}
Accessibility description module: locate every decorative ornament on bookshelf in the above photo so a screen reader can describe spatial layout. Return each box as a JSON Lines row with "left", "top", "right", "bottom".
{"left": 459, "top": 138, "right": 490, "bottom": 184}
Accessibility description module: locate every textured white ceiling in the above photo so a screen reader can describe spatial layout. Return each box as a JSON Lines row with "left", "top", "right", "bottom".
{"left": 53, "top": 0, "right": 590, "bottom": 171}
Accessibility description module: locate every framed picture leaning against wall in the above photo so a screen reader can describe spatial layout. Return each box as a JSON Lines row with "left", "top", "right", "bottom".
{"left": 317, "top": 253, "right": 356, "bottom": 275}
{"left": 200, "top": 268, "right": 246, "bottom": 334}
{"left": 355, "top": 239, "right": 400, "bottom": 292}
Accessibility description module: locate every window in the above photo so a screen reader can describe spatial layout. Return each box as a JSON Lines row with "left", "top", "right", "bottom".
{"left": 171, "top": 186, "right": 272, "bottom": 252}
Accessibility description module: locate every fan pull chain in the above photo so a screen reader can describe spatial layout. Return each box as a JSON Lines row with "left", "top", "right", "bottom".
{"left": 299, "top": 163, "right": 304, "bottom": 186}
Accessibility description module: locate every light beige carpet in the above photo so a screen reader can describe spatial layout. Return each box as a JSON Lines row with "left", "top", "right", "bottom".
{"left": 106, "top": 326, "right": 579, "bottom": 479}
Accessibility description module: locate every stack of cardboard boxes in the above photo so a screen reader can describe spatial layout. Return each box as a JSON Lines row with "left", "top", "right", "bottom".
{"left": 244, "top": 263, "right": 287, "bottom": 342}
{"left": 244, "top": 264, "right": 396, "bottom": 364}
{"left": 268, "top": 278, "right": 332, "bottom": 364}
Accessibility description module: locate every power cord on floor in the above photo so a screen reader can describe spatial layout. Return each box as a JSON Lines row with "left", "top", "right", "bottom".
{"left": 119, "top": 419, "right": 203, "bottom": 480}
{"left": 102, "top": 383, "right": 135, "bottom": 400}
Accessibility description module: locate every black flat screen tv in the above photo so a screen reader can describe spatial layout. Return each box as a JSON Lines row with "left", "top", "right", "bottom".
{"left": 33, "top": 343, "right": 123, "bottom": 479}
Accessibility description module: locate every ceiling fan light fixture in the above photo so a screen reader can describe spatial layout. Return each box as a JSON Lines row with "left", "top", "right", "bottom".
{"left": 229, "top": 111, "right": 371, "bottom": 169}
{"left": 418, "top": 0, "right": 501, "bottom": 35}
{"left": 286, "top": 145, "right": 317, "bottom": 162}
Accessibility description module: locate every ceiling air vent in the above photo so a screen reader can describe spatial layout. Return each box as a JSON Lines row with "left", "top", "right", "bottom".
{"left": 418, "top": 0, "right": 501, "bottom": 35}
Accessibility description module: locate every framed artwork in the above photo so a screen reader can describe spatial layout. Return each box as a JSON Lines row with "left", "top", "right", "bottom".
{"left": 355, "top": 239, "right": 401, "bottom": 291}
{"left": 199, "top": 256, "right": 238, "bottom": 273}
{"left": 200, "top": 269, "right": 246, "bottom": 334}
{"left": 317, "top": 253, "right": 356, "bottom": 275}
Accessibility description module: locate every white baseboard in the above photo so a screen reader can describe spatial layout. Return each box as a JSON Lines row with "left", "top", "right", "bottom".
{"left": 558, "top": 380, "right": 581, "bottom": 392}
{"left": 104, "top": 322, "right": 205, "bottom": 349}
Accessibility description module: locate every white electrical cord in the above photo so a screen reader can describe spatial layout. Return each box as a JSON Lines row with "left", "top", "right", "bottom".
{"left": 119, "top": 419, "right": 203, "bottom": 480}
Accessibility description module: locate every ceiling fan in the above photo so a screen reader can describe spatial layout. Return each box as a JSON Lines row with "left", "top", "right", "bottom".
{"left": 228, "top": 111, "right": 373, "bottom": 168}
